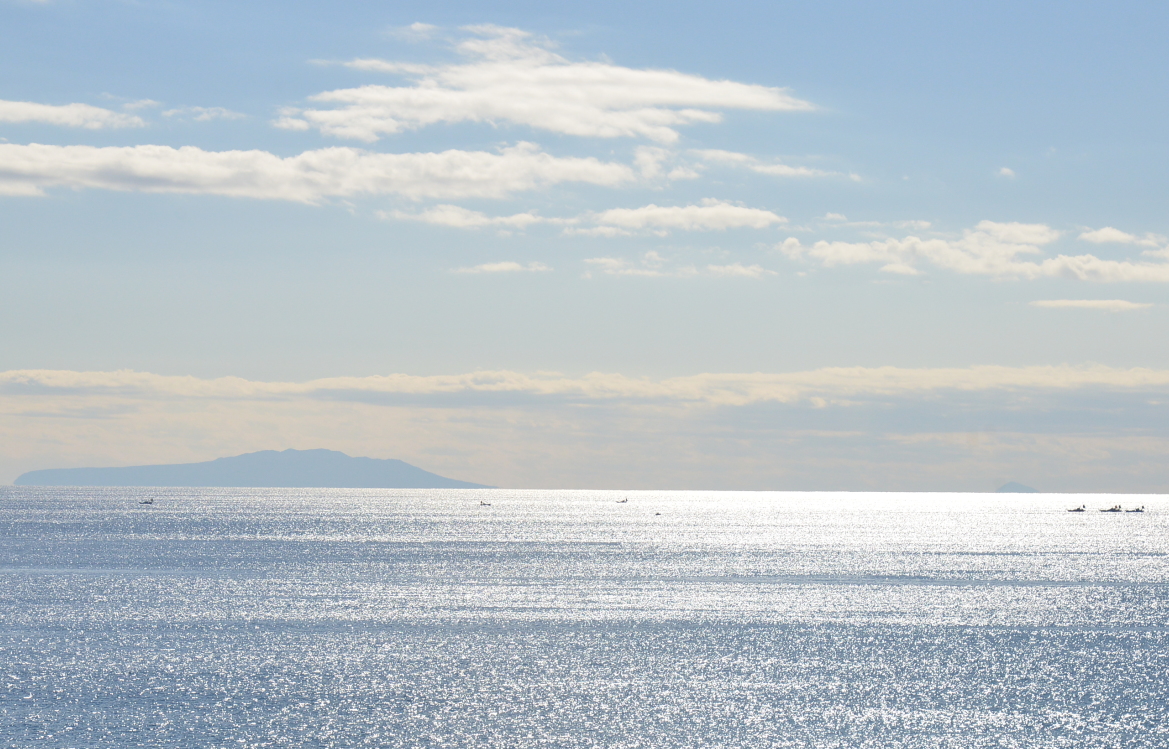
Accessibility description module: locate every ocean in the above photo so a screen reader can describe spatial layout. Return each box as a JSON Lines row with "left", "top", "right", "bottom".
{"left": 1, "top": 487, "right": 1165, "bottom": 748}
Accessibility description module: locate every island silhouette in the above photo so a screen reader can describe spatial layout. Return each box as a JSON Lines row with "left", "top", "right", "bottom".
{"left": 996, "top": 482, "right": 1038, "bottom": 493}
{"left": 14, "top": 448, "right": 490, "bottom": 489}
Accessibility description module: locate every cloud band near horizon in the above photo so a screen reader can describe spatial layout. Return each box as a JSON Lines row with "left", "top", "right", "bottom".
{"left": 4, "top": 366, "right": 1168, "bottom": 492}
{"left": 7, "top": 364, "right": 1169, "bottom": 406}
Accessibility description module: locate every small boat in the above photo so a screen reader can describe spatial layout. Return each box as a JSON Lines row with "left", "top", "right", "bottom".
{"left": 617, "top": 498, "right": 628, "bottom": 504}
{"left": 1126, "top": 506, "right": 1146, "bottom": 513}
{"left": 1100, "top": 505, "right": 1123, "bottom": 513}
{"left": 479, "top": 501, "right": 492, "bottom": 506}
{"left": 1067, "top": 505, "right": 1086, "bottom": 512}
{"left": 139, "top": 498, "right": 154, "bottom": 505}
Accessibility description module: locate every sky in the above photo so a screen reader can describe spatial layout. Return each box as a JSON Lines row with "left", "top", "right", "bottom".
{"left": 3, "top": 0, "right": 1169, "bottom": 490}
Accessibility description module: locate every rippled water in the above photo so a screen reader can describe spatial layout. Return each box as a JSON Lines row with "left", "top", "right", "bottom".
{"left": 1, "top": 487, "right": 1165, "bottom": 748}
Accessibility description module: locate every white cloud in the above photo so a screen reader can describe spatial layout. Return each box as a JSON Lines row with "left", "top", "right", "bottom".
{"left": 628, "top": 145, "right": 700, "bottom": 181}
{"left": 705, "top": 263, "right": 777, "bottom": 278}
{"left": 998, "top": 167, "right": 1016, "bottom": 178}
{"left": 588, "top": 199, "right": 785, "bottom": 233}
{"left": 387, "top": 199, "right": 784, "bottom": 236}
{"left": 691, "top": 148, "right": 834, "bottom": 178}
{"left": 452, "top": 261, "right": 551, "bottom": 274}
{"left": 818, "top": 213, "right": 931, "bottom": 231}
{"left": 979, "top": 221, "right": 1060, "bottom": 245}
{"left": 0, "top": 99, "right": 144, "bottom": 129}
{"left": 385, "top": 204, "right": 544, "bottom": 229}
{"left": 878, "top": 262, "right": 921, "bottom": 276}
{"left": 632, "top": 146, "right": 674, "bottom": 179}
{"left": 0, "top": 141, "right": 634, "bottom": 201}
{"left": 1030, "top": 299, "right": 1153, "bottom": 311}
{"left": 279, "top": 26, "right": 812, "bottom": 143}
{"left": 1079, "top": 226, "right": 1165, "bottom": 247}
{"left": 779, "top": 220, "right": 1169, "bottom": 282}
{"left": 162, "top": 106, "right": 246, "bottom": 122}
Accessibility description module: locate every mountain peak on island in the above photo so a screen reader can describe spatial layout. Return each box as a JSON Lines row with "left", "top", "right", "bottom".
{"left": 13, "top": 448, "right": 491, "bottom": 489}
{"left": 996, "top": 481, "right": 1038, "bottom": 493}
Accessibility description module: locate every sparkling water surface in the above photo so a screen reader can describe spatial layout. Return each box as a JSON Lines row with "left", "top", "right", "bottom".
{"left": 1, "top": 488, "right": 1166, "bottom": 748}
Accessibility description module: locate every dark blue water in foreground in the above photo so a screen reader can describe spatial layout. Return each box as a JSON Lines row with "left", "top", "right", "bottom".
{"left": 1, "top": 488, "right": 1166, "bottom": 748}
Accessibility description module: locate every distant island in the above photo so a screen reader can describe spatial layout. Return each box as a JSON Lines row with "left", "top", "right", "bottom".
{"left": 996, "top": 482, "right": 1038, "bottom": 493}
{"left": 14, "top": 449, "right": 490, "bottom": 489}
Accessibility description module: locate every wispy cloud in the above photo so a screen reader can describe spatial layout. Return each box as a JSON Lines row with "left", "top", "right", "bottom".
{"left": 122, "top": 99, "right": 161, "bottom": 111}
{"left": 818, "top": 213, "right": 931, "bottom": 231}
{"left": 278, "top": 25, "right": 812, "bottom": 143}
{"left": 382, "top": 204, "right": 544, "bottom": 229}
{"left": 583, "top": 251, "right": 775, "bottom": 278}
{"left": 452, "top": 261, "right": 551, "bottom": 274}
{"left": 631, "top": 146, "right": 699, "bottom": 180}
{"left": 1079, "top": 226, "right": 1166, "bottom": 247}
{"left": 162, "top": 106, "right": 246, "bottom": 122}
{"left": 690, "top": 149, "right": 842, "bottom": 178}
{"left": 584, "top": 253, "right": 697, "bottom": 277}
{"left": 1030, "top": 299, "right": 1153, "bottom": 311}
{"left": 703, "top": 263, "right": 778, "bottom": 278}
{"left": 0, "top": 141, "right": 634, "bottom": 201}
{"left": 390, "top": 199, "right": 784, "bottom": 236}
{"left": 385, "top": 22, "right": 439, "bottom": 41}
{"left": 0, "top": 99, "right": 144, "bottom": 129}
{"left": 779, "top": 220, "right": 1169, "bottom": 281}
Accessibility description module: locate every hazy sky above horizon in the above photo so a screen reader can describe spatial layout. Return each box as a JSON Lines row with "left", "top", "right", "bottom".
{"left": 3, "top": 0, "right": 1169, "bottom": 490}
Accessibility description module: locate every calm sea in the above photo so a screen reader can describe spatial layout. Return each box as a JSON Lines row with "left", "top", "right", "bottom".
{"left": 1, "top": 487, "right": 1165, "bottom": 748}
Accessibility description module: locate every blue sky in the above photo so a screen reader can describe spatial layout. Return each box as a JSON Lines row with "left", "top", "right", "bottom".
{"left": 3, "top": 0, "right": 1169, "bottom": 490}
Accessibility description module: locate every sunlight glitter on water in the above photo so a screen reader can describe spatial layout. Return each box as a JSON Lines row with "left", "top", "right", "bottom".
{"left": 1, "top": 487, "right": 1166, "bottom": 747}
